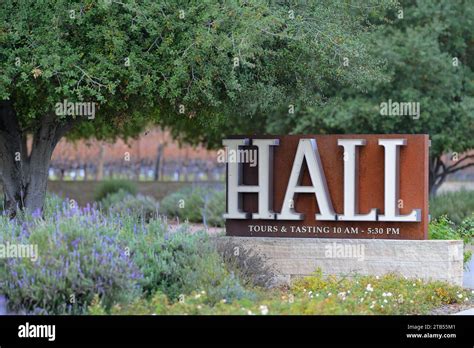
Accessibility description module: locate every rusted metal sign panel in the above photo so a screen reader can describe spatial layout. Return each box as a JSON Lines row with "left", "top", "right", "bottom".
{"left": 224, "top": 135, "right": 429, "bottom": 240}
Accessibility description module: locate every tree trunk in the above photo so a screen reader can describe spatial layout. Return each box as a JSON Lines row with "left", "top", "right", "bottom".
{"left": 0, "top": 101, "right": 77, "bottom": 216}
{"left": 154, "top": 143, "right": 165, "bottom": 181}
{"left": 429, "top": 155, "right": 446, "bottom": 197}
{"left": 160, "top": 158, "right": 166, "bottom": 180}
{"left": 0, "top": 101, "right": 28, "bottom": 215}
{"left": 96, "top": 144, "right": 105, "bottom": 180}
{"left": 83, "top": 163, "right": 88, "bottom": 181}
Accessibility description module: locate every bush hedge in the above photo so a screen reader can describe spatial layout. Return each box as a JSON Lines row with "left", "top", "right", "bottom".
{"left": 100, "top": 189, "right": 159, "bottom": 222}
{"left": 94, "top": 180, "right": 137, "bottom": 202}
{"left": 430, "top": 190, "right": 474, "bottom": 225}
{"left": 160, "top": 186, "right": 225, "bottom": 227}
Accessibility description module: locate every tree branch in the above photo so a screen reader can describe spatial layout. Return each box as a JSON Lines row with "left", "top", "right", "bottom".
{"left": 446, "top": 154, "right": 474, "bottom": 171}
{"left": 446, "top": 162, "right": 474, "bottom": 175}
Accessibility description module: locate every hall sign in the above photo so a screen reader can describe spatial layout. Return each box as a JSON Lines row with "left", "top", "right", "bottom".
{"left": 223, "top": 135, "right": 429, "bottom": 240}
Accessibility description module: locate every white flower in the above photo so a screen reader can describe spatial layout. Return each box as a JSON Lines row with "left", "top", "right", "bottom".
{"left": 383, "top": 299, "right": 388, "bottom": 303}
{"left": 370, "top": 304, "right": 375, "bottom": 309}
{"left": 220, "top": 299, "right": 227, "bottom": 304}
{"left": 197, "top": 305, "right": 202, "bottom": 309}
{"left": 247, "top": 310, "right": 254, "bottom": 315}
{"left": 366, "top": 284, "right": 374, "bottom": 292}
{"left": 457, "top": 293, "right": 463, "bottom": 299}
{"left": 382, "top": 292, "right": 393, "bottom": 297}
{"left": 259, "top": 305, "right": 269, "bottom": 315}
{"left": 376, "top": 276, "right": 380, "bottom": 279}
{"left": 194, "top": 293, "right": 201, "bottom": 299}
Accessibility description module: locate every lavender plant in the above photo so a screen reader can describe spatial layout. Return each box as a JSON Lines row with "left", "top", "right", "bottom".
{"left": 0, "top": 204, "right": 141, "bottom": 314}
{"left": 0, "top": 195, "right": 254, "bottom": 314}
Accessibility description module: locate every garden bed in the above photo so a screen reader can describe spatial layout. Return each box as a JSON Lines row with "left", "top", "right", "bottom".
{"left": 0, "top": 195, "right": 472, "bottom": 315}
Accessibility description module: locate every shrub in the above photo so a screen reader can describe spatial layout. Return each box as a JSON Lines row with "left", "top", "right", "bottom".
{"left": 94, "top": 180, "right": 137, "bottom": 202}
{"left": 1, "top": 196, "right": 251, "bottom": 314}
{"left": 0, "top": 209, "right": 141, "bottom": 314}
{"left": 160, "top": 186, "right": 225, "bottom": 226}
{"left": 101, "top": 190, "right": 159, "bottom": 222}
{"left": 430, "top": 190, "right": 474, "bottom": 225}
{"left": 205, "top": 190, "right": 226, "bottom": 227}
{"left": 121, "top": 221, "right": 254, "bottom": 304}
{"left": 216, "top": 239, "right": 277, "bottom": 288}
{"left": 429, "top": 215, "right": 473, "bottom": 264}
{"left": 159, "top": 186, "right": 201, "bottom": 222}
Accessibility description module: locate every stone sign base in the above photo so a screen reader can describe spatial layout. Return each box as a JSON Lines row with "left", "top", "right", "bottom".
{"left": 221, "top": 237, "right": 464, "bottom": 286}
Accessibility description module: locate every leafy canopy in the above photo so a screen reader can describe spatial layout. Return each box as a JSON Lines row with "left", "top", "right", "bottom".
{"left": 274, "top": 0, "right": 474, "bottom": 158}
{"left": 0, "top": 0, "right": 394, "bottom": 146}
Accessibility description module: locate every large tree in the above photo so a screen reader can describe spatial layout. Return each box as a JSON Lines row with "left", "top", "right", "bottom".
{"left": 266, "top": 0, "right": 474, "bottom": 196}
{"left": 0, "top": 0, "right": 392, "bottom": 214}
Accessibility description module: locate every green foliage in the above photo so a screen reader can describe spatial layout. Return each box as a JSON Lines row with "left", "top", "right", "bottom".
{"left": 123, "top": 222, "right": 253, "bottom": 304}
{"left": 42, "top": 192, "right": 67, "bottom": 217}
{"left": 101, "top": 189, "right": 159, "bottom": 222}
{"left": 204, "top": 190, "right": 226, "bottom": 227}
{"left": 0, "top": 196, "right": 253, "bottom": 314}
{"left": 430, "top": 190, "right": 474, "bottom": 225}
{"left": 0, "top": 0, "right": 394, "bottom": 145}
{"left": 0, "top": 212, "right": 141, "bottom": 314}
{"left": 270, "top": 0, "right": 474, "bottom": 168}
{"left": 89, "top": 272, "right": 473, "bottom": 315}
{"left": 288, "top": 271, "right": 472, "bottom": 315}
{"left": 94, "top": 180, "right": 137, "bottom": 202}
{"left": 160, "top": 186, "right": 225, "bottom": 227}
{"left": 429, "top": 215, "right": 473, "bottom": 264}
